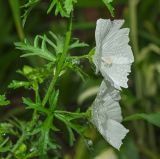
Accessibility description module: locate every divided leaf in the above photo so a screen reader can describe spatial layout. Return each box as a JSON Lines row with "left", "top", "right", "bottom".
{"left": 69, "top": 38, "right": 88, "bottom": 50}
{"left": 47, "top": 0, "right": 66, "bottom": 16}
{"left": 8, "top": 80, "right": 30, "bottom": 89}
{"left": 55, "top": 111, "right": 86, "bottom": 146}
{"left": 47, "top": 0, "right": 77, "bottom": 17}
{"left": 8, "top": 65, "right": 52, "bottom": 91}
{"left": 64, "top": 0, "right": 77, "bottom": 15}
{"left": 38, "top": 116, "right": 60, "bottom": 158}
{"left": 15, "top": 37, "right": 56, "bottom": 62}
{"left": 23, "top": 97, "right": 49, "bottom": 114}
{"left": 21, "top": 0, "right": 41, "bottom": 26}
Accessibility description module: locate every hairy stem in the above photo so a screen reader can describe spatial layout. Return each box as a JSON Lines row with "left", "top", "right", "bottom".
{"left": 42, "top": 14, "right": 73, "bottom": 106}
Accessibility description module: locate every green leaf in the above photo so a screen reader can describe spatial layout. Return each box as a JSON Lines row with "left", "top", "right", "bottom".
{"left": 15, "top": 32, "right": 67, "bottom": 62}
{"left": 55, "top": 111, "right": 87, "bottom": 121}
{"left": 49, "top": 90, "right": 59, "bottom": 111}
{"left": 0, "top": 123, "right": 13, "bottom": 134}
{"left": 102, "top": 0, "right": 114, "bottom": 17}
{"left": 48, "top": 31, "right": 65, "bottom": 54}
{"left": 47, "top": 0, "right": 77, "bottom": 17}
{"left": 124, "top": 112, "right": 160, "bottom": 127}
{"left": 0, "top": 138, "right": 12, "bottom": 153}
{"left": 55, "top": 113, "right": 76, "bottom": 146}
{"left": 38, "top": 115, "right": 59, "bottom": 158}
{"left": 47, "top": 0, "right": 67, "bottom": 17}
{"left": 69, "top": 38, "right": 88, "bottom": 49}
{"left": 64, "top": 0, "right": 77, "bottom": 15}
{"left": 17, "top": 65, "right": 51, "bottom": 86}
{"left": 21, "top": 0, "right": 41, "bottom": 26}
{"left": 14, "top": 143, "right": 27, "bottom": 158}
{"left": 39, "top": 128, "right": 49, "bottom": 158}
{"left": 22, "top": 97, "right": 49, "bottom": 114}
{"left": 55, "top": 112, "right": 86, "bottom": 146}
{"left": 0, "top": 95, "right": 10, "bottom": 106}
{"left": 15, "top": 40, "right": 56, "bottom": 62}
{"left": 8, "top": 80, "right": 30, "bottom": 89}
{"left": 22, "top": 65, "right": 33, "bottom": 74}
{"left": 67, "top": 125, "right": 75, "bottom": 146}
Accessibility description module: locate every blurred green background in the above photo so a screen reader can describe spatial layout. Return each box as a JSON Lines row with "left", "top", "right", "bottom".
{"left": 0, "top": 0, "right": 160, "bottom": 158}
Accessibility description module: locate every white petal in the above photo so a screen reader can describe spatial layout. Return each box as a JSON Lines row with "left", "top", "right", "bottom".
{"left": 94, "top": 19, "right": 134, "bottom": 89}
{"left": 92, "top": 81, "right": 122, "bottom": 125}
{"left": 102, "top": 55, "right": 133, "bottom": 65}
{"left": 102, "top": 28, "right": 134, "bottom": 63}
{"left": 101, "top": 119, "right": 129, "bottom": 150}
{"left": 101, "top": 63, "right": 131, "bottom": 89}
{"left": 92, "top": 81, "right": 128, "bottom": 149}
{"left": 94, "top": 19, "right": 112, "bottom": 73}
{"left": 98, "top": 80, "right": 121, "bottom": 102}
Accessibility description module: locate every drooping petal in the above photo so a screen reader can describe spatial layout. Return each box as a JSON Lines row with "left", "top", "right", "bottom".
{"left": 101, "top": 119, "right": 129, "bottom": 150}
{"left": 92, "top": 81, "right": 129, "bottom": 149}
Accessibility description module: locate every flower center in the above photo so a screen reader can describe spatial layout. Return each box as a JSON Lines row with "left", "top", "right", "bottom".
{"left": 102, "top": 56, "right": 113, "bottom": 65}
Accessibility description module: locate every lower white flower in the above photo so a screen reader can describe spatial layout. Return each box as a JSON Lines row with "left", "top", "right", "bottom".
{"left": 92, "top": 81, "right": 129, "bottom": 150}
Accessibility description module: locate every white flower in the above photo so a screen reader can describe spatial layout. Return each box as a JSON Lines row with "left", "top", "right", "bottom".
{"left": 94, "top": 19, "right": 134, "bottom": 89}
{"left": 92, "top": 81, "right": 129, "bottom": 150}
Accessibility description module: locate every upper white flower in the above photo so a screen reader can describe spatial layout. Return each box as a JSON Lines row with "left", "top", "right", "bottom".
{"left": 94, "top": 19, "right": 134, "bottom": 89}
{"left": 92, "top": 80, "right": 129, "bottom": 150}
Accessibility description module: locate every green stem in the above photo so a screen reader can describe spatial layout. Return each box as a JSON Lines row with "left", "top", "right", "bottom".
{"left": 42, "top": 14, "right": 73, "bottom": 106}
{"left": 129, "top": 0, "right": 142, "bottom": 99}
{"left": 129, "top": 0, "right": 145, "bottom": 144}
{"left": 30, "top": 86, "right": 39, "bottom": 128}
{"left": 6, "top": 86, "right": 39, "bottom": 158}
{"left": 72, "top": 55, "right": 89, "bottom": 59}
{"left": 55, "top": 110, "right": 88, "bottom": 118}
{"left": 9, "top": 0, "right": 25, "bottom": 41}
